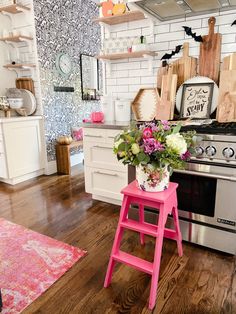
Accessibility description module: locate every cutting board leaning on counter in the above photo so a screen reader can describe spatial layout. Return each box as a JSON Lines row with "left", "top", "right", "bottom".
{"left": 131, "top": 16, "right": 236, "bottom": 124}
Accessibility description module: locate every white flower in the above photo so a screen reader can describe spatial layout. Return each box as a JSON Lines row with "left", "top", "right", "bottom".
{"left": 166, "top": 133, "right": 187, "bottom": 155}
{"left": 114, "top": 138, "right": 124, "bottom": 150}
{"left": 131, "top": 143, "right": 140, "bottom": 155}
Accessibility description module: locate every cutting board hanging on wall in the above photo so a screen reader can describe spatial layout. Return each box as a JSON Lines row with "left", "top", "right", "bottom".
{"left": 217, "top": 54, "right": 236, "bottom": 122}
{"left": 156, "top": 65, "right": 177, "bottom": 120}
{"left": 16, "top": 78, "right": 35, "bottom": 95}
{"left": 172, "top": 42, "right": 197, "bottom": 88}
{"left": 156, "top": 61, "right": 168, "bottom": 90}
{"left": 199, "top": 17, "right": 222, "bottom": 84}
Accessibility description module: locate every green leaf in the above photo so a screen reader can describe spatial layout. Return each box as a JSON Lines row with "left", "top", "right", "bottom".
{"left": 118, "top": 142, "right": 126, "bottom": 151}
{"left": 137, "top": 152, "right": 146, "bottom": 162}
{"left": 172, "top": 123, "right": 181, "bottom": 134}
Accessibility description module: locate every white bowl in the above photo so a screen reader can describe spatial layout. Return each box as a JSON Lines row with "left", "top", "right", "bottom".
{"left": 7, "top": 98, "right": 23, "bottom": 109}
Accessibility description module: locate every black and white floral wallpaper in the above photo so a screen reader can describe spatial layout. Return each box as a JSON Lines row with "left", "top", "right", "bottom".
{"left": 33, "top": 0, "right": 101, "bottom": 161}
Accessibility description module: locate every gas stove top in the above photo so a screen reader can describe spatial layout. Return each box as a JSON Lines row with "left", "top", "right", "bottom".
{"left": 181, "top": 121, "right": 236, "bottom": 135}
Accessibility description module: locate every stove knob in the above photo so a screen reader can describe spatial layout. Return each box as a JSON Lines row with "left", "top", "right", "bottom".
{"left": 195, "top": 146, "right": 204, "bottom": 157}
{"left": 223, "top": 147, "right": 234, "bottom": 158}
{"left": 205, "top": 145, "right": 217, "bottom": 157}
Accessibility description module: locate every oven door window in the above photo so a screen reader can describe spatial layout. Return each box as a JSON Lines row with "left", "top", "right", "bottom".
{"left": 171, "top": 172, "right": 216, "bottom": 217}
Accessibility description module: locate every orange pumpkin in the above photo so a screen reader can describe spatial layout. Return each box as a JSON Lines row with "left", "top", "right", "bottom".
{"left": 57, "top": 136, "right": 73, "bottom": 145}
{"left": 113, "top": 1, "right": 126, "bottom": 15}
{"left": 101, "top": 0, "right": 114, "bottom": 17}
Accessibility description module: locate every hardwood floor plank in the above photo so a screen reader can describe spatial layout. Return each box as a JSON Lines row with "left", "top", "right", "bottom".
{"left": 0, "top": 166, "right": 235, "bottom": 314}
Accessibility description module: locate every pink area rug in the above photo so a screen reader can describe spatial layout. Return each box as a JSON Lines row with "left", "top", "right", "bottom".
{"left": 0, "top": 218, "right": 86, "bottom": 313}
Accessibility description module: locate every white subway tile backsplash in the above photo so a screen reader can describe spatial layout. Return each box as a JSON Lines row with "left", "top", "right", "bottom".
{"left": 154, "top": 24, "right": 170, "bottom": 34}
{"left": 155, "top": 31, "right": 184, "bottom": 43}
{"left": 117, "top": 77, "right": 140, "bottom": 85}
{"left": 104, "top": 11, "right": 236, "bottom": 101}
{"left": 171, "top": 19, "right": 201, "bottom": 32}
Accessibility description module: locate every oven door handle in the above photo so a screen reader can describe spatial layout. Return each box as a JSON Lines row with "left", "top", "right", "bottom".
{"left": 174, "top": 169, "right": 236, "bottom": 182}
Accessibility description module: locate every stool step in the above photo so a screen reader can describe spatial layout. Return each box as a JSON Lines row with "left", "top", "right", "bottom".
{"left": 113, "top": 251, "right": 153, "bottom": 275}
{"left": 121, "top": 219, "right": 158, "bottom": 237}
{"left": 121, "top": 219, "right": 178, "bottom": 240}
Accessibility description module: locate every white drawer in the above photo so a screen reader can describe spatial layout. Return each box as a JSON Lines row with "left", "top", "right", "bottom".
{"left": 83, "top": 128, "right": 106, "bottom": 143}
{"left": 84, "top": 142, "right": 126, "bottom": 172}
{"left": 85, "top": 167, "right": 127, "bottom": 201}
{"left": 106, "top": 129, "right": 121, "bottom": 145}
{"left": 0, "top": 153, "right": 7, "bottom": 178}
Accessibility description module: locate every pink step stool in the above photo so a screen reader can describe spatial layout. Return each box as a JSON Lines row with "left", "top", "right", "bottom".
{"left": 104, "top": 180, "right": 183, "bottom": 310}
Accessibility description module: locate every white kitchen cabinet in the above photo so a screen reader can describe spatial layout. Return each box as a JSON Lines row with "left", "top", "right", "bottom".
{"left": 83, "top": 127, "right": 128, "bottom": 205}
{"left": 0, "top": 117, "right": 45, "bottom": 185}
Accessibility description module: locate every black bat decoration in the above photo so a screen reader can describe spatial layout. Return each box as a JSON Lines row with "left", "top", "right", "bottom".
{"left": 182, "top": 26, "right": 203, "bottom": 42}
{"left": 231, "top": 20, "right": 236, "bottom": 26}
{"left": 161, "top": 45, "right": 182, "bottom": 60}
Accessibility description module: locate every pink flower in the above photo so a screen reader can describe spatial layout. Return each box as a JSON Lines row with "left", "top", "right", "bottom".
{"left": 143, "top": 138, "right": 164, "bottom": 154}
{"left": 181, "top": 150, "right": 191, "bottom": 161}
{"left": 161, "top": 120, "right": 171, "bottom": 130}
{"left": 143, "top": 128, "right": 153, "bottom": 139}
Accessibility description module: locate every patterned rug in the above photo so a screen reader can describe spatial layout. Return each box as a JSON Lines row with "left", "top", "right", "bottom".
{"left": 0, "top": 218, "right": 86, "bottom": 313}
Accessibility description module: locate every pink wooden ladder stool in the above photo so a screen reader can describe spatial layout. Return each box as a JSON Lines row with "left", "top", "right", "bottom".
{"left": 104, "top": 180, "right": 183, "bottom": 310}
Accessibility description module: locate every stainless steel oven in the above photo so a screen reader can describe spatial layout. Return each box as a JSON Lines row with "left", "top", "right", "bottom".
{"left": 129, "top": 130, "right": 236, "bottom": 254}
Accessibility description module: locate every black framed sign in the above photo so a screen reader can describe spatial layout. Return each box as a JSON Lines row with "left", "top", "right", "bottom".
{"left": 180, "top": 82, "right": 214, "bottom": 119}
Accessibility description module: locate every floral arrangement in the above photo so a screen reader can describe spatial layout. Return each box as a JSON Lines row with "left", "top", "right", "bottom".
{"left": 114, "top": 120, "right": 195, "bottom": 176}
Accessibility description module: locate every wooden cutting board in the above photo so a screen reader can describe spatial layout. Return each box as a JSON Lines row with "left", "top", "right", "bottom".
{"left": 199, "top": 17, "right": 222, "bottom": 83}
{"left": 156, "top": 65, "right": 177, "bottom": 120}
{"left": 172, "top": 42, "right": 197, "bottom": 88}
{"left": 217, "top": 71, "right": 236, "bottom": 122}
{"left": 156, "top": 61, "right": 168, "bottom": 90}
{"left": 222, "top": 53, "right": 236, "bottom": 71}
{"left": 16, "top": 78, "right": 35, "bottom": 95}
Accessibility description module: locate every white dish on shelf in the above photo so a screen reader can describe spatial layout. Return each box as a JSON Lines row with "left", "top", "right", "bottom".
{"left": 7, "top": 98, "right": 23, "bottom": 109}
{"left": 15, "top": 89, "right": 36, "bottom": 116}
{"left": 175, "top": 76, "right": 219, "bottom": 115}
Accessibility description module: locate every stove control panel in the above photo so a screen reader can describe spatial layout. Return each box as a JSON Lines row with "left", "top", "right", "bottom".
{"left": 195, "top": 146, "right": 204, "bottom": 156}
{"left": 222, "top": 147, "right": 235, "bottom": 158}
{"left": 192, "top": 134, "right": 236, "bottom": 164}
{"left": 205, "top": 145, "right": 217, "bottom": 157}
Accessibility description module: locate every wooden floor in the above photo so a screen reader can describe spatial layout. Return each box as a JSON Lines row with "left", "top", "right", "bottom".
{"left": 0, "top": 166, "right": 235, "bottom": 314}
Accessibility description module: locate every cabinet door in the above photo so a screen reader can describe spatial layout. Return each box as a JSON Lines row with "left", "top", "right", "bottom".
{"left": 0, "top": 153, "right": 7, "bottom": 178}
{"left": 85, "top": 166, "right": 127, "bottom": 201}
{"left": 3, "top": 120, "right": 44, "bottom": 178}
{"left": 84, "top": 141, "right": 126, "bottom": 172}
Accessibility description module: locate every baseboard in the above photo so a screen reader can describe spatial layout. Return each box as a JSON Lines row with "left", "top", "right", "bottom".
{"left": 44, "top": 160, "right": 57, "bottom": 175}
{"left": 92, "top": 194, "right": 122, "bottom": 206}
{"left": 0, "top": 169, "right": 44, "bottom": 185}
{"left": 45, "top": 152, "right": 84, "bottom": 175}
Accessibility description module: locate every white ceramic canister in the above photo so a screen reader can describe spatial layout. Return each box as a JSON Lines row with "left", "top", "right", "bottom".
{"left": 101, "top": 94, "right": 115, "bottom": 122}
{"left": 115, "top": 99, "right": 131, "bottom": 122}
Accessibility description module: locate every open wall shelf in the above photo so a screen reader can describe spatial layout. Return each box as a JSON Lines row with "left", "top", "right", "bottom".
{"left": 0, "top": 35, "right": 33, "bottom": 42}
{"left": 4, "top": 64, "right": 35, "bottom": 69}
{"left": 0, "top": 4, "right": 30, "bottom": 14}
{"left": 94, "top": 10, "right": 146, "bottom": 26}
{"left": 97, "top": 50, "right": 156, "bottom": 61}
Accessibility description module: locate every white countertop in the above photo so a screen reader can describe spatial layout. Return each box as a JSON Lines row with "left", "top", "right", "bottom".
{"left": 82, "top": 121, "right": 130, "bottom": 130}
{"left": 0, "top": 116, "right": 43, "bottom": 123}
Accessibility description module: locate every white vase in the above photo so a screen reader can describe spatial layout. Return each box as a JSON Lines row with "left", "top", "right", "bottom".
{"left": 136, "top": 164, "right": 170, "bottom": 192}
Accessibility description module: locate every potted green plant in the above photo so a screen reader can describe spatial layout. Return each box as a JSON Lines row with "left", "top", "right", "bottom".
{"left": 114, "top": 120, "right": 196, "bottom": 192}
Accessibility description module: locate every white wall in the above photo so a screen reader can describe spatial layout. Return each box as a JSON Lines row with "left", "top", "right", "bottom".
{"left": 0, "top": 13, "right": 16, "bottom": 97}
{"left": 103, "top": 9, "right": 236, "bottom": 100}
{"left": 0, "top": 0, "right": 43, "bottom": 116}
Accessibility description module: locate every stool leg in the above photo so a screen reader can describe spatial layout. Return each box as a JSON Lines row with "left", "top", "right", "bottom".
{"left": 172, "top": 206, "right": 183, "bottom": 257}
{"left": 104, "top": 195, "right": 130, "bottom": 288}
{"left": 139, "top": 204, "right": 145, "bottom": 245}
{"left": 149, "top": 206, "right": 166, "bottom": 310}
